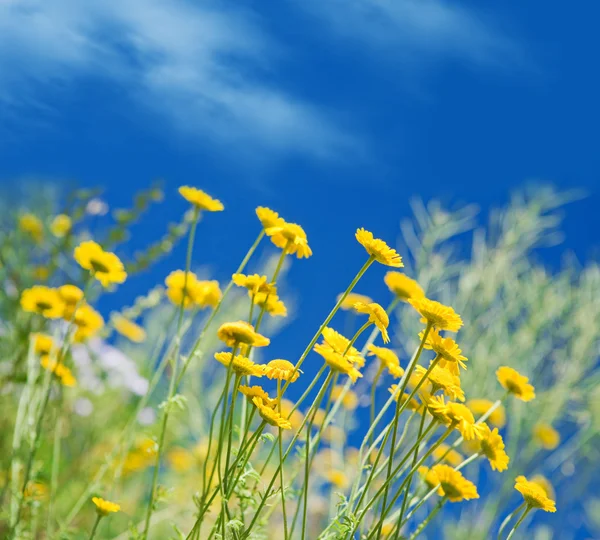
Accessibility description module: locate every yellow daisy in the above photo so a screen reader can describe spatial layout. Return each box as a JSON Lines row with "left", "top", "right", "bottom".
{"left": 165, "top": 270, "right": 201, "bottom": 308}
{"left": 279, "top": 399, "right": 304, "bottom": 430}
{"left": 32, "top": 333, "right": 56, "bottom": 356}
{"left": 232, "top": 273, "right": 273, "bottom": 295}
{"left": 479, "top": 423, "right": 509, "bottom": 471}
{"left": 414, "top": 363, "right": 465, "bottom": 402}
{"left": 58, "top": 284, "right": 85, "bottom": 319}
{"left": 321, "top": 327, "right": 364, "bottom": 367}
{"left": 384, "top": 272, "right": 424, "bottom": 301}
{"left": 354, "top": 302, "right": 390, "bottom": 343}
{"left": 331, "top": 385, "right": 359, "bottom": 410}
{"left": 74, "top": 241, "right": 126, "bottom": 287}
{"left": 533, "top": 423, "right": 560, "bottom": 450}
{"left": 253, "top": 290, "right": 288, "bottom": 317}
{"left": 20, "top": 286, "right": 65, "bottom": 319}
{"left": 18, "top": 213, "right": 43, "bottom": 242}
{"left": 256, "top": 206, "right": 283, "bottom": 230}
{"left": 178, "top": 186, "right": 224, "bottom": 211}
{"left": 467, "top": 399, "right": 506, "bottom": 428}
{"left": 239, "top": 385, "right": 275, "bottom": 407}
{"left": 265, "top": 221, "right": 312, "bottom": 258}
{"left": 314, "top": 344, "right": 363, "bottom": 383}
{"left": 112, "top": 314, "right": 146, "bottom": 343}
{"left": 420, "top": 328, "right": 467, "bottom": 374}
{"left": 217, "top": 321, "right": 270, "bottom": 348}
{"left": 514, "top": 476, "right": 556, "bottom": 512}
{"left": 214, "top": 352, "right": 265, "bottom": 377}
{"left": 432, "top": 444, "right": 464, "bottom": 467}
{"left": 338, "top": 292, "right": 373, "bottom": 310}
{"left": 92, "top": 496, "right": 121, "bottom": 516}
{"left": 252, "top": 397, "right": 292, "bottom": 429}
{"left": 496, "top": 366, "right": 535, "bottom": 402}
{"left": 530, "top": 475, "right": 555, "bottom": 500}
{"left": 325, "top": 470, "right": 350, "bottom": 490}
{"left": 367, "top": 344, "right": 403, "bottom": 377}
{"left": 431, "top": 465, "right": 479, "bottom": 502}
{"left": 264, "top": 359, "right": 299, "bottom": 382}
{"left": 355, "top": 228, "right": 403, "bottom": 267}
{"left": 196, "top": 280, "right": 222, "bottom": 308}
{"left": 445, "top": 402, "right": 487, "bottom": 441}
{"left": 50, "top": 214, "right": 72, "bottom": 237}
{"left": 418, "top": 466, "right": 440, "bottom": 489}
{"left": 389, "top": 386, "right": 425, "bottom": 412}
{"left": 409, "top": 297, "right": 463, "bottom": 332}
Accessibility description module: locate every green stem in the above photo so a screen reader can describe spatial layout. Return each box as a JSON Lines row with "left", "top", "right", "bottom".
{"left": 506, "top": 506, "right": 532, "bottom": 540}
{"left": 277, "top": 380, "right": 289, "bottom": 539}
{"left": 88, "top": 515, "right": 102, "bottom": 540}
{"left": 497, "top": 502, "right": 527, "bottom": 540}
{"left": 369, "top": 365, "right": 385, "bottom": 447}
{"left": 407, "top": 497, "right": 446, "bottom": 540}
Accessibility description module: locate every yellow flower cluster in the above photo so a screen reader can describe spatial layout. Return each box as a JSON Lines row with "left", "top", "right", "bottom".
{"left": 165, "top": 270, "right": 222, "bottom": 309}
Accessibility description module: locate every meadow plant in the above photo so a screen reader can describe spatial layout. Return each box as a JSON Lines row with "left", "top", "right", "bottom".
{"left": 0, "top": 184, "right": 596, "bottom": 539}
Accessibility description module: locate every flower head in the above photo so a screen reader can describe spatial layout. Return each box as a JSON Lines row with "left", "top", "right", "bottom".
{"left": 264, "top": 359, "right": 299, "bottom": 382}
{"left": 19, "top": 213, "right": 43, "bottom": 242}
{"left": 239, "top": 385, "right": 275, "bottom": 406}
{"left": 217, "top": 321, "right": 270, "bottom": 348}
{"left": 74, "top": 241, "right": 126, "bottom": 287}
{"left": 389, "top": 386, "right": 425, "bottom": 412}
{"left": 355, "top": 228, "right": 403, "bottom": 267}
{"left": 112, "top": 314, "right": 146, "bottom": 343}
{"left": 384, "top": 272, "right": 424, "bottom": 301}
{"left": 58, "top": 284, "right": 84, "bottom": 319}
{"left": 533, "top": 423, "right": 560, "bottom": 450}
{"left": 431, "top": 465, "right": 478, "bottom": 502}
{"left": 73, "top": 304, "right": 104, "bottom": 342}
{"left": 179, "top": 186, "right": 224, "bottom": 211}
{"left": 421, "top": 329, "right": 467, "bottom": 374}
{"left": 338, "top": 292, "right": 373, "bottom": 310}
{"left": 165, "top": 270, "right": 200, "bottom": 308}
{"left": 415, "top": 363, "right": 464, "bottom": 402}
{"left": 233, "top": 273, "right": 273, "bottom": 295}
{"left": 256, "top": 207, "right": 283, "bottom": 230}
{"left": 409, "top": 298, "right": 463, "bottom": 332}
{"left": 252, "top": 397, "right": 292, "bottom": 429}
{"left": 50, "top": 214, "right": 72, "bottom": 237}
{"left": 21, "top": 286, "right": 65, "bottom": 319}
{"left": 41, "top": 357, "right": 76, "bottom": 387}
{"left": 354, "top": 302, "right": 390, "bottom": 343}
{"left": 479, "top": 424, "right": 509, "bottom": 471}
{"left": 33, "top": 333, "right": 56, "bottom": 357}
{"left": 214, "top": 352, "right": 265, "bottom": 377}
{"left": 314, "top": 344, "right": 362, "bottom": 383}
{"left": 331, "top": 386, "right": 359, "bottom": 410}
{"left": 418, "top": 466, "right": 439, "bottom": 489}
{"left": 496, "top": 366, "right": 535, "bottom": 402}
{"left": 321, "top": 327, "right": 364, "bottom": 366}
{"left": 253, "top": 290, "right": 287, "bottom": 317}
{"left": 432, "top": 444, "right": 464, "bottom": 467}
{"left": 530, "top": 475, "right": 555, "bottom": 500}
{"left": 445, "top": 402, "right": 486, "bottom": 440}
{"left": 196, "top": 280, "right": 222, "bottom": 308}
{"left": 367, "top": 344, "right": 403, "bottom": 377}
{"left": 514, "top": 476, "right": 556, "bottom": 512}
{"left": 467, "top": 399, "right": 506, "bottom": 428}
{"left": 325, "top": 470, "right": 350, "bottom": 489}
{"left": 92, "top": 496, "right": 121, "bottom": 516}
{"left": 265, "top": 221, "right": 312, "bottom": 258}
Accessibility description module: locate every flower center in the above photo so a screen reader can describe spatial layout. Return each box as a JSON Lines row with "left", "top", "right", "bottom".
{"left": 35, "top": 301, "right": 52, "bottom": 311}
{"left": 90, "top": 258, "right": 110, "bottom": 274}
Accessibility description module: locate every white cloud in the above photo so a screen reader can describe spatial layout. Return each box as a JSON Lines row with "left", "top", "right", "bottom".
{"left": 299, "top": 0, "right": 521, "bottom": 69}
{"left": 0, "top": 0, "right": 357, "bottom": 158}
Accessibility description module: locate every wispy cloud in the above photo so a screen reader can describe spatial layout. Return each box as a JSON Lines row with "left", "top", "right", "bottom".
{"left": 0, "top": 0, "right": 357, "bottom": 158}
{"left": 299, "top": 0, "right": 521, "bottom": 69}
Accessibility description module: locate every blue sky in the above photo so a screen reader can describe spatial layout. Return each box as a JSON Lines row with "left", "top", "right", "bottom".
{"left": 1, "top": 0, "right": 599, "bottom": 347}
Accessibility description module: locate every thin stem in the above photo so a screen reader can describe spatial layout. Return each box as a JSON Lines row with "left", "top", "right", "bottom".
{"left": 276, "top": 380, "right": 289, "bottom": 539}
{"left": 369, "top": 365, "right": 384, "bottom": 447}
{"left": 497, "top": 502, "right": 527, "bottom": 540}
{"left": 407, "top": 497, "right": 446, "bottom": 540}
{"left": 506, "top": 506, "right": 532, "bottom": 540}
{"left": 88, "top": 515, "right": 102, "bottom": 540}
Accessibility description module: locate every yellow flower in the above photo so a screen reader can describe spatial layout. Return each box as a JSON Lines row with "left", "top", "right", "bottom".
{"left": 239, "top": 385, "right": 275, "bottom": 407}
{"left": 354, "top": 302, "right": 390, "bottom": 343}
{"left": 256, "top": 206, "right": 283, "bottom": 230}
{"left": 217, "top": 321, "right": 270, "bottom": 348}
{"left": 314, "top": 344, "right": 363, "bottom": 382}
{"left": 355, "top": 228, "right": 403, "bottom": 267}
{"left": 165, "top": 270, "right": 201, "bottom": 308}
{"left": 73, "top": 304, "right": 104, "bottom": 342}
{"left": 409, "top": 297, "right": 463, "bottom": 332}
{"left": 167, "top": 447, "right": 195, "bottom": 472}
{"left": 331, "top": 385, "right": 359, "bottom": 410}
{"left": 74, "top": 241, "right": 126, "bottom": 287}
{"left": 496, "top": 366, "right": 535, "bottom": 402}
{"left": 112, "top": 314, "right": 146, "bottom": 343}
{"left": 24, "top": 481, "right": 49, "bottom": 501}
{"left": 41, "top": 357, "right": 76, "bottom": 387}
{"left": 384, "top": 272, "right": 425, "bottom": 301}
{"left": 444, "top": 402, "right": 486, "bottom": 441}
{"left": 533, "top": 423, "right": 560, "bottom": 450}
{"left": 20, "top": 286, "right": 65, "bottom": 318}
{"left": 418, "top": 466, "right": 439, "bottom": 489}
{"left": 253, "top": 290, "right": 287, "bottom": 317}
{"left": 279, "top": 399, "right": 304, "bottom": 430}
{"left": 530, "top": 475, "right": 555, "bottom": 500}
{"left": 325, "top": 470, "right": 350, "bottom": 489}
{"left": 479, "top": 423, "right": 509, "bottom": 471}
{"left": 432, "top": 444, "right": 464, "bottom": 467}
{"left": 58, "top": 284, "right": 85, "bottom": 319}
{"left": 338, "top": 292, "right": 373, "bottom": 310}
{"left": 196, "top": 280, "right": 222, "bottom": 308}
{"left": 389, "top": 386, "right": 424, "bottom": 412}
{"left": 431, "top": 465, "right": 479, "bottom": 502}
{"left": 252, "top": 397, "right": 292, "bottom": 429}
{"left": 264, "top": 359, "right": 299, "bottom": 382}
{"left": 18, "top": 213, "right": 43, "bottom": 242}
{"left": 321, "top": 327, "right": 364, "bottom": 367}
{"left": 178, "top": 186, "right": 224, "bottom": 211}
{"left": 414, "top": 363, "right": 464, "bottom": 402}
{"left": 232, "top": 273, "right": 273, "bottom": 295}
{"left": 420, "top": 329, "right": 467, "bottom": 375}
{"left": 514, "top": 476, "right": 556, "bottom": 512}
{"left": 467, "top": 399, "right": 506, "bottom": 428}
{"left": 92, "top": 496, "right": 121, "bottom": 516}
{"left": 367, "top": 344, "right": 403, "bottom": 376}
{"left": 32, "top": 333, "right": 56, "bottom": 356}
{"left": 265, "top": 221, "right": 312, "bottom": 258}
{"left": 214, "top": 352, "right": 265, "bottom": 377}
{"left": 50, "top": 214, "right": 72, "bottom": 237}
